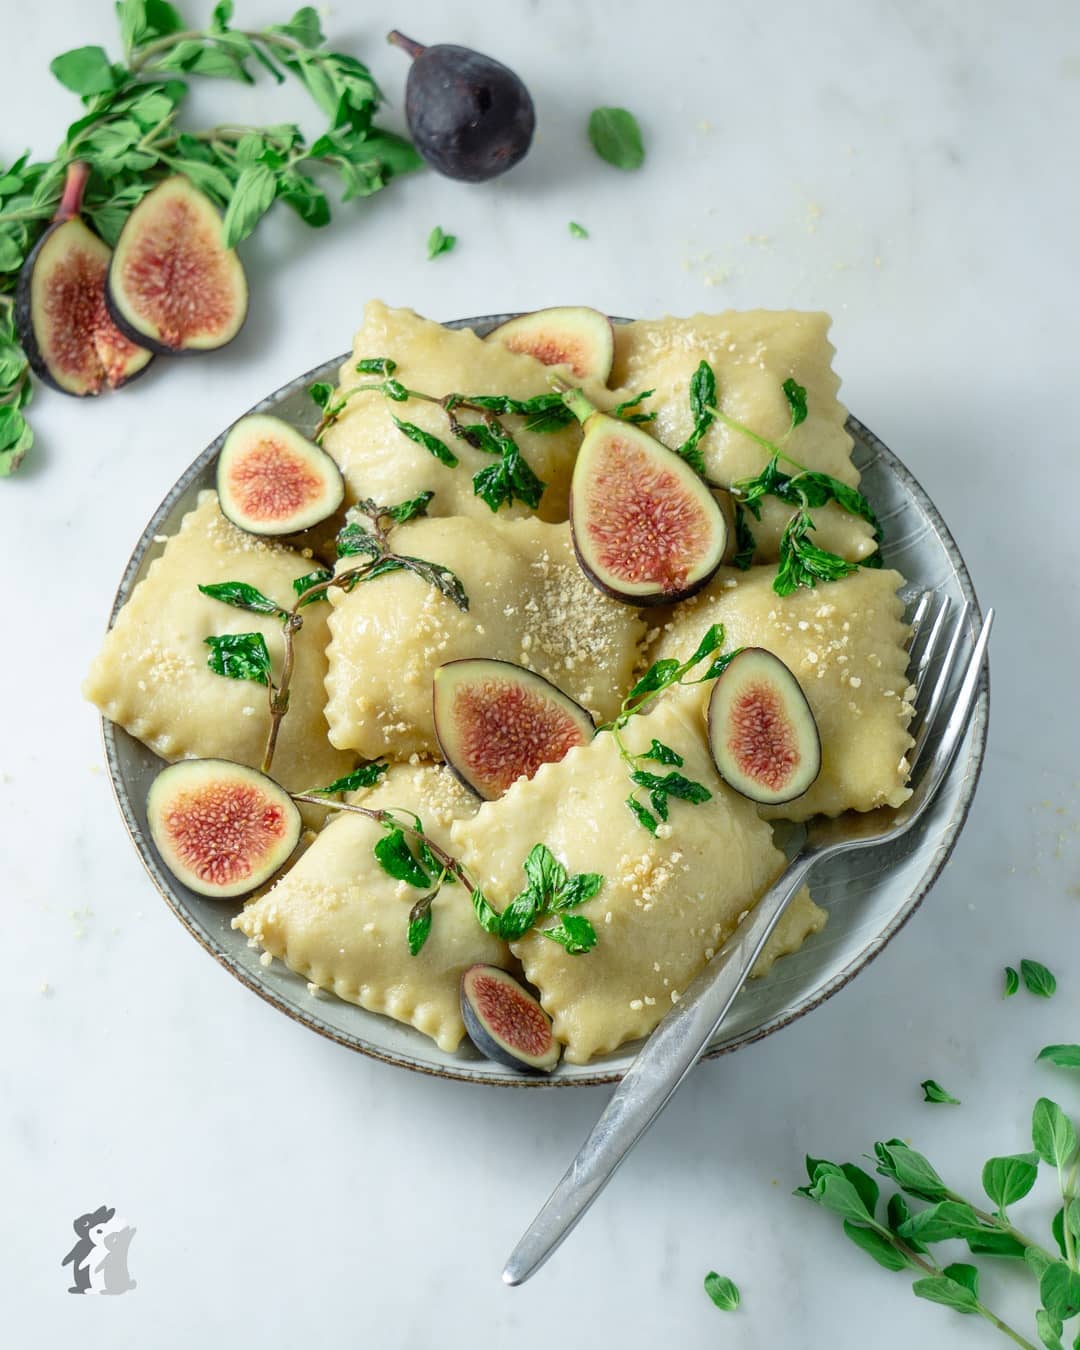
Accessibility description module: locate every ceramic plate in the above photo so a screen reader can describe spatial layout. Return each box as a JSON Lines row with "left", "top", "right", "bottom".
{"left": 101, "top": 315, "right": 989, "bottom": 1087}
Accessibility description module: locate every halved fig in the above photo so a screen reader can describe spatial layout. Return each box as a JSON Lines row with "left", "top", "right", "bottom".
{"left": 707, "top": 648, "right": 821, "bottom": 805}
{"left": 460, "top": 964, "right": 560, "bottom": 1073}
{"left": 433, "top": 658, "right": 594, "bottom": 799}
{"left": 487, "top": 307, "right": 614, "bottom": 383}
{"left": 15, "top": 164, "right": 153, "bottom": 396}
{"left": 217, "top": 413, "right": 345, "bottom": 536}
{"left": 566, "top": 390, "right": 728, "bottom": 605}
{"left": 146, "top": 759, "right": 301, "bottom": 898}
{"left": 107, "top": 176, "right": 248, "bottom": 354}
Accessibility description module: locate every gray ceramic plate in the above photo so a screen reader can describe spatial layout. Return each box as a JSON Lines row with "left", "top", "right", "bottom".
{"left": 102, "top": 315, "right": 988, "bottom": 1087}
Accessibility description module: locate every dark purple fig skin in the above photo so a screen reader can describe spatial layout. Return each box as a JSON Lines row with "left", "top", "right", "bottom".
{"left": 460, "top": 964, "right": 560, "bottom": 1073}
{"left": 392, "top": 34, "right": 535, "bottom": 182}
{"left": 15, "top": 222, "right": 153, "bottom": 396}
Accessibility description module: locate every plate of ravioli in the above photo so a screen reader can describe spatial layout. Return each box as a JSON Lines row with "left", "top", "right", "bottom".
{"left": 85, "top": 302, "right": 988, "bottom": 1085}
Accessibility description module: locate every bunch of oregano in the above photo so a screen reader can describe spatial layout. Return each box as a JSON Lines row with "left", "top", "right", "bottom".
{"left": 0, "top": 0, "right": 420, "bottom": 475}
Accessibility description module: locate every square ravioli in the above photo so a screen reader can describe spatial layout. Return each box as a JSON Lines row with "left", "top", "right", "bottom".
{"left": 324, "top": 515, "right": 646, "bottom": 759}
{"left": 452, "top": 701, "right": 826, "bottom": 1064}
{"left": 83, "top": 490, "right": 354, "bottom": 802}
{"left": 611, "top": 312, "right": 875, "bottom": 563}
{"left": 322, "top": 300, "right": 613, "bottom": 524}
{"left": 649, "top": 565, "right": 914, "bottom": 820}
{"left": 234, "top": 763, "right": 510, "bottom": 1052}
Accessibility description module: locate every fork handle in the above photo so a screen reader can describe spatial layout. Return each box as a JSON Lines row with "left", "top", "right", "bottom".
{"left": 502, "top": 852, "right": 817, "bottom": 1286}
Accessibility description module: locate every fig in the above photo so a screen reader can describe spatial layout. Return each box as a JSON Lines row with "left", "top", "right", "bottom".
{"left": 15, "top": 162, "right": 153, "bottom": 396}
{"left": 460, "top": 964, "right": 560, "bottom": 1073}
{"left": 565, "top": 389, "right": 728, "bottom": 605}
{"left": 146, "top": 759, "right": 301, "bottom": 899}
{"left": 487, "top": 307, "right": 615, "bottom": 383}
{"left": 217, "top": 413, "right": 345, "bottom": 536}
{"left": 433, "top": 658, "right": 594, "bottom": 800}
{"left": 387, "top": 31, "right": 535, "bottom": 182}
{"left": 707, "top": 648, "right": 821, "bottom": 805}
{"left": 106, "top": 176, "right": 248, "bottom": 354}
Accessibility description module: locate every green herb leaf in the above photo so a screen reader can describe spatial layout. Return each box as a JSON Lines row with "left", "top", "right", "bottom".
{"left": 373, "top": 827, "right": 430, "bottom": 889}
{"left": 309, "top": 380, "right": 334, "bottom": 408}
{"left": 942, "top": 1262, "right": 980, "bottom": 1298}
{"left": 335, "top": 520, "right": 381, "bottom": 559}
{"left": 472, "top": 889, "right": 502, "bottom": 935}
{"left": 1032, "top": 1098, "right": 1078, "bottom": 1169}
{"left": 309, "top": 762, "right": 388, "bottom": 795}
{"left": 782, "top": 378, "right": 808, "bottom": 429}
{"left": 222, "top": 162, "right": 278, "bottom": 247}
{"left": 839, "top": 1163, "right": 880, "bottom": 1218}
{"left": 198, "top": 580, "right": 288, "bottom": 618}
{"left": 921, "top": 1079, "right": 961, "bottom": 1106}
{"left": 522, "top": 843, "right": 567, "bottom": 900}
{"left": 873, "top": 1139, "right": 948, "bottom": 1201}
{"left": 541, "top": 914, "right": 597, "bottom": 955}
{"left": 703, "top": 1272, "right": 740, "bottom": 1310}
{"left": 1036, "top": 1309, "right": 1065, "bottom": 1350}
{"left": 842, "top": 1222, "right": 910, "bottom": 1271}
{"left": 470, "top": 422, "right": 546, "bottom": 512}
{"left": 1004, "top": 965, "right": 1020, "bottom": 997}
{"left": 381, "top": 490, "right": 434, "bottom": 523}
{"left": 0, "top": 406, "right": 34, "bottom": 476}
{"left": 1040, "top": 1262, "right": 1080, "bottom": 1321}
{"left": 897, "top": 1200, "right": 982, "bottom": 1244}
{"left": 392, "top": 554, "right": 469, "bottom": 612}
{"left": 1052, "top": 1208, "right": 1068, "bottom": 1259}
{"left": 982, "top": 1153, "right": 1040, "bottom": 1213}
{"left": 732, "top": 502, "right": 756, "bottom": 570}
{"left": 613, "top": 389, "right": 656, "bottom": 424}
{"left": 568, "top": 220, "right": 589, "bottom": 239}
{"left": 673, "top": 360, "right": 715, "bottom": 474}
{"left": 625, "top": 795, "right": 658, "bottom": 834}
{"left": 291, "top": 567, "right": 334, "bottom": 605}
{"left": 640, "top": 739, "right": 684, "bottom": 767}
{"left": 427, "top": 225, "right": 456, "bottom": 259}
{"left": 629, "top": 769, "right": 711, "bottom": 805}
{"left": 50, "top": 46, "right": 119, "bottom": 97}
{"left": 587, "top": 107, "right": 645, "bottom": 170}
{"left": 1022, "top": 959, "right": 1058, "bottom": 998}
{"left": 775, "top": 508, "right": 861, "bottom": 597}
{"left": 1038, "top": 1045, "right": 1080, "bottom": 1070}
{"left": 965, "top": 1228, "right": 1027, "bottom": 1259}
{"left": 554, "top": 871, "right": 604, "bottom": 910}
{"left": 910, "top": 1274, "right": 980, "bottom": 1314}
{"left": 204, "top": 631, "right": 272, "bottom": 684}
{"left": 808, "top": 1172, "right": 874, "bottom": 1225}
{"left": 407, "top": 892, "right": 435, "bottom": 956}
{"left": 885, "top": 1194, "right": 928, "bottom": 1252}
{"left": 356, "top": 357, "right": 397, "bottom": 375}
{"left": 392, "top": 417, "right": 458, "bottom": 467}
{"left": 497, "top": 891, "right": 540, "bottom": 942}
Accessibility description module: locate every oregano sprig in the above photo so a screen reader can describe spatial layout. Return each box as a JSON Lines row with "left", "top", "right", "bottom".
{"left": 800, "top": 1090, "right": 1080, "bottom": 1350}
{"left": 199, "top": 492, "right": 466, "bottom": 773}
{"left": 598, "top": 625, "right": 740, "bottom": 833}
{"left": 0, "top": 1, "right": 421, "bottom": 475}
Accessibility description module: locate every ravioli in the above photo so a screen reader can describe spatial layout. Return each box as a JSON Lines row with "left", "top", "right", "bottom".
{"left": 83, "top": 490, "right": 354, "bottom": 806}
{"left": 234, "top": 762, "right": 510, "bottom": 1051}
{"left": 322, "top": 301, "right": 615, "bottom": 524}
{"left": 452, "top": 701, "right": 826, "bottom": 1064}
{"left": 649, "top": 565, "right": 914, "bottom": 820}
{"left": 323, "top": 515, "right": 646, "bottom": 759}
{"left": 611, "top": 312, "right": 875, "bottom": 563}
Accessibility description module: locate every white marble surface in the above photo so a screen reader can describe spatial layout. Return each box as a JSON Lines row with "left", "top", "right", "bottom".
{"left": 3, "top": 0, "right": 1079, "bottom": 1343}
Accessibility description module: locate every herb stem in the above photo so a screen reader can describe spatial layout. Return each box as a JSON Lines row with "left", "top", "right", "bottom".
{"left": 290, "top": 794, "right": 479, "bottom": 893}
{"left": 127, "top": 29, "right": 205, "bottom": 73}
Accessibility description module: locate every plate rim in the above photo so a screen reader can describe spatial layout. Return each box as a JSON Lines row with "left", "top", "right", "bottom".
{"left": 100, "top": 320, "right": 989, "bottom": 1088}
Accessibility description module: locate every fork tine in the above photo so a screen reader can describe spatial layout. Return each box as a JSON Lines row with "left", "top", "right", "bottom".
{"left": 906, "top": 590, "right": 934, "bottom": 651}
{"left": 909, "top": 608, "right": 993, "bottom": 796}
{"left": 910, "top": 595, "right": 952, "bottom": 703}
{"left": 908, "top": 600, "right": 971, "bottom": 774}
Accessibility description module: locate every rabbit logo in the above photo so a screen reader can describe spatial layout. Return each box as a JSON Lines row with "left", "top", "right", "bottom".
{"left": 61, "top": 1205, "right": 137, "bottom": 1295}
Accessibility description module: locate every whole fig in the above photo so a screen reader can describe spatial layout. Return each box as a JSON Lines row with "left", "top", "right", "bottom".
{"left": 388, "top": 31, "right": 535, "bottom": 182}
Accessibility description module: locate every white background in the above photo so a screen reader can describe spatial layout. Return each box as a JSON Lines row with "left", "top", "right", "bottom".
{"left": 3, "top": 1, "right": 1079, "bottom": 1345}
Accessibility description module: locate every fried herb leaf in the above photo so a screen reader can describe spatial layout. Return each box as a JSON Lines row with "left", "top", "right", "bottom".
{"left": 198, "top": 580, "right": 288, "bottom": 617}
{"left": 782, "top": 377, "right": 808, "bottom": 429}
{"left": 204, "top": 631, "right": 273, "bottom": 684}
{"left": 383, "top": 490, "right": 435, "bottom": 523}
{"left": 291, "top": 567, "right": 334, "bottom": 605}
{"left": 392, "top": 417, "right": 459, "bottom": 466}
{"left": 673, "top": 360, "right": 715, "bottom": 475}
{"left": 335, "top": 520, "right": 382, "bottom": 559}
{"left": 732, "top": 501, "right": 756, "bottom": 570}
{"left": 774, "top": 509, "right": 861, "bottom": 597}
{"left": 309, "top": 761, "right": 388, "bottom": 795}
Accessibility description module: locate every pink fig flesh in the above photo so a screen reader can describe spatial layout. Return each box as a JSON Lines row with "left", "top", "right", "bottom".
{"left": 460, "top": 964, "right": 560, "bottom": 1072}
{"left": 217, "top": 413, "right": 344, "bottom": 535}
{"left": 433, "top": 658, "right": 594, "bottom": 799}
{"left": 707, "top": 648, "right": 821, "bottom": 805}
{"left": 487, "top": 306, "right": 615, "bottom": 383}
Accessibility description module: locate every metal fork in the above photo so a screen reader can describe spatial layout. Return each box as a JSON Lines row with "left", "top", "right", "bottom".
{"left": 503, "top": 593, "right": 993, "bottom": 1286}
